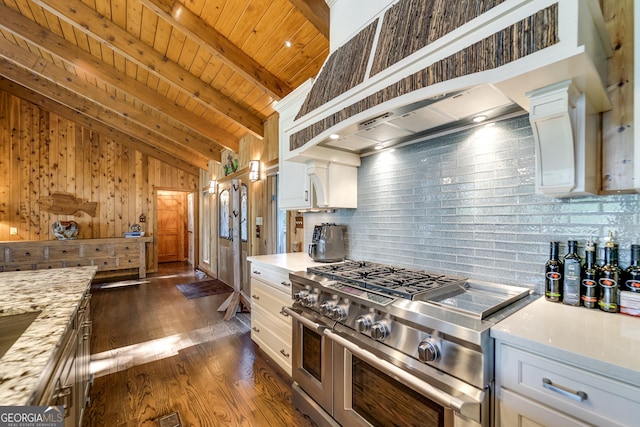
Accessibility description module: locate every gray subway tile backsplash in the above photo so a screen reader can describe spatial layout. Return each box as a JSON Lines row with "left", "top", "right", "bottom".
{"left": 301, "top": 114, "right": 640, "bottom": 294}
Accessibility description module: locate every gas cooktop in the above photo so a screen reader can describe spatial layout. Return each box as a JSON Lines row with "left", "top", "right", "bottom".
{"left": 303, "top": 260, "right": 531, "bottom": 319}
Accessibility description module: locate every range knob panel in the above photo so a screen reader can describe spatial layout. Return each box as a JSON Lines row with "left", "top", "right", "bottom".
{"left": 370, "top": 322, "right": 388, "bottom": 341}
{"left": 417, "top": 340, "right": 440, "bottom": 363}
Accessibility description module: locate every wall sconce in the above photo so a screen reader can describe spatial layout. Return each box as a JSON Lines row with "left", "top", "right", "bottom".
{"left": 249, "top": 160, "right": 260, "bottom": 182}
{"left": 208, "top": 179, "right": 217, "bottom": 193}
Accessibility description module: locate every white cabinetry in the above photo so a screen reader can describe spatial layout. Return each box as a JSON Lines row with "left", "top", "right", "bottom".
{"left": 495, "top": 341, "right": 640, "bottom": 427}
{"left": 249, "top": 261, "right": 294, "bottom": 375}
{"left": 275, "top": 80, "right": 359, "bottom": 210}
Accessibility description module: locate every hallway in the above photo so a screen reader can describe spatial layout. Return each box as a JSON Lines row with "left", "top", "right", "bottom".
{"left": 83, "top": 263, "right": 313, "bottom": 427}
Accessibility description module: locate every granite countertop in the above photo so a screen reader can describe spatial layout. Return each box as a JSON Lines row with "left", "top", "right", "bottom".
{"left": 0, "top": 266, "right": 97, "bottom": 405}
{"left": 247, "top": 252, "right": 342, "bottom": 272}
{"left": 491, "top": 296, "right": 640, "bottom": 386}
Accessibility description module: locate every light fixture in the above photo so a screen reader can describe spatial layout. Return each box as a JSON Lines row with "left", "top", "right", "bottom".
{"left": 472, "top": 114, "right": 488, "bottom": 123}
{"left": 249, "top": 160, "right": 260, "bottom": 182}
{"left": 329, "top": 133, "right": 340, "bottom": 140}
{"left": 208, "top": 179, "right": 217, "bottom": 193}
{"left": 284, "top": 40, "right": 292, "bottom": 48}
{"left": 374, "top": 144, "right": 384, "bottom": 150}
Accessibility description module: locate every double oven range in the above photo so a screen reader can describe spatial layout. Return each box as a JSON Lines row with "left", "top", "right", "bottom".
{"left": 283, "top": 261, "right": 535, "bottom": 427}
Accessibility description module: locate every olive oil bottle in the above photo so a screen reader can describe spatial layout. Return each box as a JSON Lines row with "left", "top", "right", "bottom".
{"left": 581, "top": 238, "right": 600, "bottom": 309}
{"left": 599, "top": 232, "right": 620, "bottom": 313}
{"left": 545, "top": 241, "right": 563, "bottom": 302}
{"left": 563, "top": 240, "right": 581, "bottom": 306}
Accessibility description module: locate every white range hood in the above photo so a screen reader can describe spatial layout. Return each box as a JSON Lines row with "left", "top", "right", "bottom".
{"left": 279, "top": 0, "right": 612, "bottom": 203}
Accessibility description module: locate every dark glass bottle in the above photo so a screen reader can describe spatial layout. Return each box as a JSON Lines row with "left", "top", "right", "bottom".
{"left": 599, "top": 242, "right": 620, "bottom": 313}
{"left": 545, "top": 241, "right": 563, "bottom": 302}
{"left": 581, "top": 240, "right": 600, "bottom": 309}
{"left": 625, "top": 244, "right": 640, "bottom": 292}
{"left": 563, "top": 240, "right": 581, "bottom": 306}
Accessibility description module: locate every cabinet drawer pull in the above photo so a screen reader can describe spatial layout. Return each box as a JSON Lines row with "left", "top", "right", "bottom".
{"left": 280, "top": 349, "right": 290, "bottom": 358}
{"left": 251, "top": 294, "right": 260, "bottom": 300}
{"left": 253, "top": 270, "right": 261, "bottom": 275}
{"left": 279, "top": 309, "right": 290, "bottom": 317}
{"left": 542, "top": 377, "right": 588, "bottom": 402}
{"left": 252, "top": 326, "right": 260, "bottom": 333}
{"left": 280, "top": 281, "right": 291, "bottom": 287}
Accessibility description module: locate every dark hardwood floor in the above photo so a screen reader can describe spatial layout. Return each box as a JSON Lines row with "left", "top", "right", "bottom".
{"left": 83, "top": 262, "right": 314, "bottom": 427}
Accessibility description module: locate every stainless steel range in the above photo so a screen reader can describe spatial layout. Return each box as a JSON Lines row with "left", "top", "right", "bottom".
{"left": 283, "top": 261, "right": 535, "bottom": 427}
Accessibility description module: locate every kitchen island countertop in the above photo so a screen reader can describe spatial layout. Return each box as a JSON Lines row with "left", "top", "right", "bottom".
{"left": 491, "top": 296, "right": 640, "bottom": 386}
{"left": 0, "top": 266, "right": 97, "bottom": 405}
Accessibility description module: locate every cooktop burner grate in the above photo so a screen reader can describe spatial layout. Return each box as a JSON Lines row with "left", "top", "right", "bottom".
{"left": 307, "top": 261, "right": 467, "bottom": 300}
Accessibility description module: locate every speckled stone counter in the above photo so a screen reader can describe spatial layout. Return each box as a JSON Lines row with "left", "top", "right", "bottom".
{"left": 0, "top": 266, "right": 97, "bottom": 405}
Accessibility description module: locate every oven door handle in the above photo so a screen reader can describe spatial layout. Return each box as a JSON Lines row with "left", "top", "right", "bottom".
{"left": 325, "top": 329, "right": 482, "bottom": 423}
{"left": 282, "top": 306, "right": 330, "bottom": 333}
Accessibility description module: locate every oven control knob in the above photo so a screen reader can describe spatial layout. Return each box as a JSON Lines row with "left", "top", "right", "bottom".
{"left": 302, "top": 294, "right": 316, "bottom": 307}
{"left": 293, "top": 290, "right": 307, "bottom": 302}
{"left": 330, "top": 306, "right": 346, "bottom": 321}
{"left": 320, "top": 302, "right": 334, "bottom": 316}
{"left": 418, "top": 340, "right": 440, "bottom": 363}
{"left": 355, "top": 316, "right": 372, "bottom": 333}
{"left": 370, "top": 323, "right": 388, "bottom": 341}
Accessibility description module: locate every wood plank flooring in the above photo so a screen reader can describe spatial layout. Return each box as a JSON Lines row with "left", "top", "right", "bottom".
{"left": 83, "top": 262, "right": 314, "bottom": 427}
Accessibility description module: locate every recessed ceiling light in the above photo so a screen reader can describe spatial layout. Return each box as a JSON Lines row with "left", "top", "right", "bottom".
{"left": 329, "top": 134, "right": 340, "bottom": 140}
{"left": 285, "top": 40, "right": 292, "bottom": 48}
{"left": 472, "top": 115, "right": 488, "bottom": 123}
{"left": 374, "top": 144, "right": 384, "bottom": 150}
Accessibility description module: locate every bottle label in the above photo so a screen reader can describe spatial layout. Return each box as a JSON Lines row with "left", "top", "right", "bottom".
{"left": 581, "top": 294, "right": 598, "bottom": 303}
{"left": 546, "top": 272, "right": 562, "bottom": 281}
{"left": 582, "top": 279, "right": 597, "bottom": 288}
{"left": 599, "top": 278, "right": 617, "bottom": 287}
{"left": 626, "top": 280, "right": 640, "bottom": 292}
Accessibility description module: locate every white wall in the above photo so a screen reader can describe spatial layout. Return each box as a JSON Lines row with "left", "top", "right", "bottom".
{"left": 328, "top": 0, "right": 393, "bottom": 51}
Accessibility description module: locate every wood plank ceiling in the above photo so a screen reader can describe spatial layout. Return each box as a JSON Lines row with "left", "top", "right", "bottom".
{"left": 0, "top": 0, "right": 329, "bottom": 170}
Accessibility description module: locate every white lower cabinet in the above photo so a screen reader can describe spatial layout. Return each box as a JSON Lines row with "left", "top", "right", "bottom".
{"left": 249, "top": 262, "right": 293, "bottom": 376}
{"left": 495, "top": 341, "right": 640, "bottom": 427}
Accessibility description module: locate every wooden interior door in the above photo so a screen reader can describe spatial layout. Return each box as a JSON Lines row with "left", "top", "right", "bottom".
{"left": 217, "top": 183, "right": 233, "bottom": 286}
{"left": 157, "top": 191, "right": 186, "bottom": 263}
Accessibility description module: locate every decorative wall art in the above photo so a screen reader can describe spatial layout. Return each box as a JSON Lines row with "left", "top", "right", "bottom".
{"left": 223, "top": 153, "right": 239, "bottom": 176}
{"left": 38, "top": 193, "right": 98, "bottom": 217}
{"left": 51, "top": 220, "right": 79, "bottom": 240}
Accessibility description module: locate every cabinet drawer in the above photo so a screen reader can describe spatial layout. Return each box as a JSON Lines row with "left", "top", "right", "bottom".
{"left": 499, "top": 344, "right": 640, "bottom": 427}
{"left": 8, "top": 247, "right": 44, "bottom": 262}
{"left": 252, "top": 304, "right": 291, "bottom": 340}
{"left": 46, "top": 245, "right": 81, "bottom": 259}
{"left": 84, "top": 244, "right": 113, "bottom": 258}
{"left": 250, "top": 263, "right": 292, "bottom": 291}
{"left": 251, "top": 278, "right": 293, "bottom": 317}
{"left": 498, "top": 388, "right": 590, "bottom": 427}
{"left": 35, "top": 261, "right": 65, "bottom": 270}
{"left": 251, "top": 313, "right": 292, "bottom": 375}
{"left": 92, "top": 257, "right": 120, "bottom": 270}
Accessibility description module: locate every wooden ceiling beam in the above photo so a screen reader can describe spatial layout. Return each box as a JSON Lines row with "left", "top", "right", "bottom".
{"left": 288, "top": 0, "right": 330, "bottom": 39}
{"left": 32, "top": 0, "right": 265, "bottom": 138}
{"left": 0, "top": 57, "right": 216, "bottom": 168}
{"left": 0, "top": 77, "right": 207, "bottom": 173}
{"left": 139, "top": 0, "right": 293, "bottom": 101}
{"left": 0, "top": 4, "right": 238, "bottom": 153}
{"left": 0, "top": 37, "right": 227, "bottom": 159}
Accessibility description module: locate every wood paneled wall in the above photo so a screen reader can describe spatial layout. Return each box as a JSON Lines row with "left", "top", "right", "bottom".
{"left": 0, "top": 89, "right": 198, "bottom": 273}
